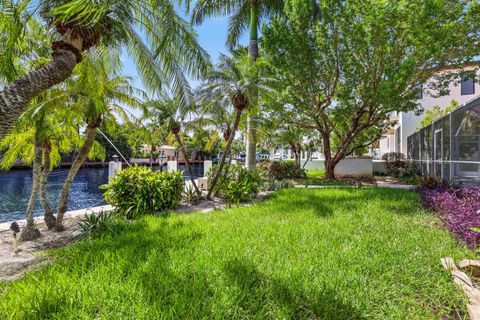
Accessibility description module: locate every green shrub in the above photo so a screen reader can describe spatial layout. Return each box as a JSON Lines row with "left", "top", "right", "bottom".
{"left": 208, "top": 163, "right": 265, "bottom": 205}
{"left": 267, "top": 160, "right": 306, "bottom": 180}
{"left": 101, "top": 165, "right": 184, "bottom": 218}
{"left": 382, "top": 152, "right": 409, "bottom": 178}
{"left": 264, "top": 178, "right": 293, "bottom": 191}
{"left": 74, "top": 211, "right": 125, "bottom": 241}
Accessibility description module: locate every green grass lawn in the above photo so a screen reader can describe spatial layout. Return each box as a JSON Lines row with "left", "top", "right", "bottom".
{"left": 0, "top": 188, "right": 473, "bottom": 319}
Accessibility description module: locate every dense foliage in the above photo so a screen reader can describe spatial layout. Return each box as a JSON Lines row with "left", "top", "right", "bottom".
{"left": 208, "top": 163, "right": 265, "bottom": 205}
{"left": 262, "top": 0, "right": 479, "bottom": 179}
{"left": 382, "top": 152, "right": 409, "bottom": 178}
{"left": 419, "top": 187, "right": 480, "bottom": 248}
{"left": 265, "top": 160, "right": 307, "bottom": 180}
{"left": 102, "top": 165, "right": 184, "bottom": 218}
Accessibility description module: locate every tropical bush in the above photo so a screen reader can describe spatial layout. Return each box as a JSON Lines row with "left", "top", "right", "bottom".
{"left": 102, "top": 165, "right": 184, "bottom": 218}
{"left": 208, "top": 163, "right": 265, "bottom": 205}
{"left": 419, "top": 175, "right": 457, "bottom": 190}
{"left": 382, "top": 152, "right": 409, "bottom": 178}
{"left": 74, "top": 211, "right": 125, "bottom": 241}
{"left": 419, "top": 187, "right": 480, "bottom": 248}
{"left": 267, "top": 160, "right": 306, "bottom": 180}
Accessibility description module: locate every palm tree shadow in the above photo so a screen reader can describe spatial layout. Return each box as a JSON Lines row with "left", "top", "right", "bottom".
{"left": 223, "top": 258, "right": 366, "bottom": 319}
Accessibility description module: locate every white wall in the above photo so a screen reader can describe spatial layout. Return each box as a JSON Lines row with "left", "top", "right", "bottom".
{"left": 301, "top": 158, "right": 373, "bottom": 177}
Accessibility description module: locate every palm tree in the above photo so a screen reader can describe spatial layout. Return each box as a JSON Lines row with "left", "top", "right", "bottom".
{"left": 197, "top": 53, "right": 275, "bottom": 199}
{"left": 0, "top": 92, "right": 87, "bottom": 239}
{"left": 54, "top": 49, "right": 142, "bottom": 231}
{"left": 141, "top": 98, "right": 202, "bottom": 197}
{"left": 0, "top": 0, "right": 209, "bottom": 139}
{"left": 191, "top": 0, "right": 284, "bottom": 169}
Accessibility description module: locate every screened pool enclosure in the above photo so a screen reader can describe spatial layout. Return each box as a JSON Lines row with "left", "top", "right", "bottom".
{"left": 407, "top": 96, "right": 480, "bottom": 185}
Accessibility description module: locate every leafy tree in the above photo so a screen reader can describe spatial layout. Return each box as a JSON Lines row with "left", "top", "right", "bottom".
{"left": 95, "top": 124, "right": 134, "bottom": 161}
{"left": 191, "top": 0, "right": 285, "bottom": 169}
{"left": 0, "top": 0, "right": 209, "bottom": 139}
{"left": 263, "top": 0, "right": 479, "bottom": 179}
{"left": 418, "top": 100, "right": 459, "bottom": 129}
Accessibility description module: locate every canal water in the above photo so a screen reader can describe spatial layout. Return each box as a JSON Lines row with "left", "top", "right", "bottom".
{"left": 0, "top": 165, "right": 203, "bottom": 223}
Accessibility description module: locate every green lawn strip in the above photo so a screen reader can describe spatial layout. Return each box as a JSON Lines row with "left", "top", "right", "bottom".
{"left": 0, "top": 188, "right": 473, "bottom": 319}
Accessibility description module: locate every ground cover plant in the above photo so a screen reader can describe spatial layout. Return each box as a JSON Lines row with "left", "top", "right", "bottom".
{"left": 0, "top": 188, "right": 474, "bottom": 319}
{"left": 419, "top": 186, "right": 480, "bottom": 248}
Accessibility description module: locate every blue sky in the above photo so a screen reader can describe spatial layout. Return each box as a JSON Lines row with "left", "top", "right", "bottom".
{"left": 120, "top": 14, "right": 249, "bottom": 91}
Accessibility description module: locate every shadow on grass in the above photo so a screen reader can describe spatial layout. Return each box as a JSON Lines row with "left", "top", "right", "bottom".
{"left": 223, "top": 258, "right": 365, "bottom": 319}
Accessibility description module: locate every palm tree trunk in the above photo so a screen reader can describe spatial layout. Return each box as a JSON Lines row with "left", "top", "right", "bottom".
{"left": 207, "top": 107, "right": 243, "bottom": 200}
{"left": 245, "top": 2, "right": 259, "bottom": 170}
{"left": 20, "top": 137, "right": 42, "bottom": 241}
{"left": 40, "top": 142, "right": 56, "bottom": 229}
{"left": 0, "top": 42, "right": 81, "bottom": 139}
{"left": 174, "top": 133, "right": 201, "bottom": 197}
{"left": 54, "top": 124, "right": 98, "bottom": 231}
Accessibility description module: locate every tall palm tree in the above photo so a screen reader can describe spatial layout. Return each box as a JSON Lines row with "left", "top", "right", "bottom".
{"left": 0, "top": 0, "right": 209, "bottom": 139}
{"left": 191, "top": 0, "right": 284, "bottom": 169}
{"left": 141, "top": 98, "right": 202, "bottom": 197}
{"left": 54, "top": 49, "right": 142, "bottom": 231}
{"left": 197, "top": 53, "right": 275, "bottom": 199}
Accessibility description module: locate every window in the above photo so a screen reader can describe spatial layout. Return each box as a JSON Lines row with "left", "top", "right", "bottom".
{"left": 461, "top": 72, "right": 475, "bottom": 95}
{"left": 413, "top": 83, "right": 423, "bottom": 99}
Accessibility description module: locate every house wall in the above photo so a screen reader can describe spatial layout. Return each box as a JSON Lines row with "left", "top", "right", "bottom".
{"left": 399, "top": 70, "right": 480, "bottom": 154}
{"left": 379, "top": 66, "right": 480, "bottom": 157}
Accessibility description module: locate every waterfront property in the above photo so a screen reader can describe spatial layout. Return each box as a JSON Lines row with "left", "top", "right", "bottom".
{"left": 0, "top": 164, "right": 204, "bottom": 223}
{"left": 407, "top": 95, "right": 480, "bottom": 185}
{"left": 0, "top": 188, "right": 473, "bottom": 319}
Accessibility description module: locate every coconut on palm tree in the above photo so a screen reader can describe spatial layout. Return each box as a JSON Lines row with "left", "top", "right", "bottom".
{"left": 191, "top": 0, "right": 284, "bottom": 169}
{"left": 0, "top": 0, "right": 209, "bottom": 139}
{"left": 197, "top": 53, "right": 276, "bottom": 199}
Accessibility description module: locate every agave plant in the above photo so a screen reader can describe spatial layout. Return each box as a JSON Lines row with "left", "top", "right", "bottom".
{"left": 74, "top": 210, "right": 123, "bottom": 241}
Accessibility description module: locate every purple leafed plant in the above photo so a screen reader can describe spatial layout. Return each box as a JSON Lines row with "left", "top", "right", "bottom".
{"left": 419, "top": 187, "right": 480, "bottom": 248}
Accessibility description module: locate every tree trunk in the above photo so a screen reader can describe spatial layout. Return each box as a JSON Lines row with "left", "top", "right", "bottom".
{"left": 0, "top": 43, "right": 80, "bottom": 139}
{"left": 40, "top": 142, "right": 56, "bottom": 229}
{"left": 174, "top": 133, "right": 201, "bottom": 197}
{"left": 208, "top": 107, "right": 243, "bottom": 200}
{"left": 20, "top": 137, "right": 42, "bottom": 241}
{"left": 245, "top": 2, "right": 259, "bottom": 170}
{"left": 325, "top": 160, "right": 336, "bottom": 180}
{"left": 54, "top": 123, "right": 98, "bottom": 231}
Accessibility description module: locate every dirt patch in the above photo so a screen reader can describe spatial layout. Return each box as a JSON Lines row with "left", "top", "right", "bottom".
{"left": 0, "top": 216, "right": 78, "bottom": 282}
